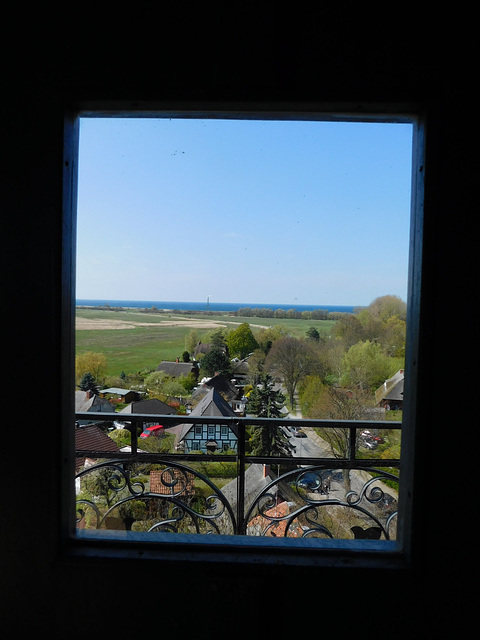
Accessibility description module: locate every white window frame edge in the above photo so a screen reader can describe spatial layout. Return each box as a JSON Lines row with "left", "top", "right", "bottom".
{"left": 61, "top": 105, "right": 425, "bottom": 570}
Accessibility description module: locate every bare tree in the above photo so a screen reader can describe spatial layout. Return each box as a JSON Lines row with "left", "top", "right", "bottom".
{"left": 265, "top": 336, "right": 315, "bottom": 406}
{"left": 318, "top": 386, "right": 375, "bottom": 493}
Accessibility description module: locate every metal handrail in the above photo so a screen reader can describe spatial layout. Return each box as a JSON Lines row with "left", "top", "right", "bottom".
{"left": 75, "top": 411, "right": 401, "bottom": 538}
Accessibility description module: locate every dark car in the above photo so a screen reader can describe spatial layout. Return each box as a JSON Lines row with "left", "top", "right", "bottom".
{"left": 293, "top": 429, "right": 307, "bottom": 438}
{"left": 297, "top": 472, "right": 322, "bottom": 491}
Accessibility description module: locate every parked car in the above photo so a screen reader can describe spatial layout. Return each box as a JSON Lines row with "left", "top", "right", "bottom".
{"left": 297, "top": 472, "right": 321, "bottom": 491}
{"left": 140, "top": 424, "right": 164, "bottom": 439}
{"left": 293, "top": 429, "right": 307, "bottom": 438}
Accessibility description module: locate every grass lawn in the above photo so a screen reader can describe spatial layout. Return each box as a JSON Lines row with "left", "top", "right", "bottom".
{"left": 76, "top": 307, "right": 336, "bottom": 378}
{"left": 76, "top": 325, "right": 191, "bottom": 376}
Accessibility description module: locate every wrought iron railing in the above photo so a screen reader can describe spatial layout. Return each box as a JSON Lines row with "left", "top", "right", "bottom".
{"left": 75, "top": 412, "right": 401, "bottom": 541}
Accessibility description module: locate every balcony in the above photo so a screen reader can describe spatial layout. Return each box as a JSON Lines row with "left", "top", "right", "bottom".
{"left": 75, "top": 412, "right": 401, "bottom": 543}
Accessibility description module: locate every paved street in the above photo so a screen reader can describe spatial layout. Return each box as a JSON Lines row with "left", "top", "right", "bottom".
{"left": 283, "top": 388, "right": 333, "bottom": 460}
{"left": 283, "top": 391, "right": 398, "bottom": 506}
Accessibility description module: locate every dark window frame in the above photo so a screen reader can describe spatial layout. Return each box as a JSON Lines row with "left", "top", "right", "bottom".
{"left": 62, "top": 105, "right": 425, "bottom": 570}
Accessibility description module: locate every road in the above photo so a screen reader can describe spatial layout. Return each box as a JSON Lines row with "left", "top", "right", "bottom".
{"left": 284, "top": 390, "right": 398, "bottom": 504}
{"left": 282, "top": 387, "right": 333, "bottom": 460}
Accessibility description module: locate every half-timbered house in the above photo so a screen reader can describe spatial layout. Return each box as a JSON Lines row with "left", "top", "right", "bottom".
{"left": 175, "top": 387, "right": 238, "bottom": 453}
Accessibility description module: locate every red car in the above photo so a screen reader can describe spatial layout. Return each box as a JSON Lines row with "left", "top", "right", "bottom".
{"left": 140, "top": 425, "right": 164, "bottom": 438}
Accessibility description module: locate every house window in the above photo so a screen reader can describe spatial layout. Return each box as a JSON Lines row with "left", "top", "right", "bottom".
{"left": 67, "top": 107, "right": 423, "bottom": 568}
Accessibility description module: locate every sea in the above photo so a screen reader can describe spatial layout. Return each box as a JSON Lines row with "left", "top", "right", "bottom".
{"left": 76, "top": 299, "right": 357, "bottom": 314}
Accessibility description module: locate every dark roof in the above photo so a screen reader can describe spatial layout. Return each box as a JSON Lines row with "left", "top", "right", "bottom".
{"left": 75, "top": 390, "right": 113, "bottom": 413}
{"left": 75, "top": 424, "right": 120, "bottom": 471}
{"left": 192, "top": 387, "right": 237, "bottom": 418}
{"left": 178, "top": 388, "right": 238, "bottom": 442}
{"left": 156, "top": 361, "right": 198, "bottom": 377}
{"left": 99, "top": 387, "right": 135, "bottom": 396}
{"left": 193, "top": 341, "right": 211, "bottom": 355}
{"left": 384, "top": 378, "right": 404, "bottom": 402}
{"left": 231, "top": 358, "right": 250, "bottom": 375}
{"left": 375, "top": 370, "right": 404, "bottom": 405}
{"left": 207, "top": 374, "right": 239, "bottom": 396}
{"left": 120, "top": 398, "right": 177, "bottom": 415}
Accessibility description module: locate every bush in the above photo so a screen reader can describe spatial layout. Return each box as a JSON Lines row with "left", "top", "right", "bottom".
{"left": 108, "top": 428, "right": 131, "bottom": 447}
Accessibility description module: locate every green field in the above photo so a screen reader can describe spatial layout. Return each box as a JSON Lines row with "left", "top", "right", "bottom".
{"left": 75, "top": 308, "right": 336, "bottom": 378}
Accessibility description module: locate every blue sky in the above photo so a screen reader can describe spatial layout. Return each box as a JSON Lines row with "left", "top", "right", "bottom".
{"left": 76, "top": 117, "right": 413, "bottom": 307}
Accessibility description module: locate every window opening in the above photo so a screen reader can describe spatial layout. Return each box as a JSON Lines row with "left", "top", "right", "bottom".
{"left": 73, "top": 114, "right": 417, "bottom": 557}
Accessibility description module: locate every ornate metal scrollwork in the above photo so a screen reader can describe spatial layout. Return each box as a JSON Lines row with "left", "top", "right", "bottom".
{"left": 244, "top": 465, "right": 399, "bottom": 540}
{"left": 76, "top": 459, "right": 236, "bottom": 535}
{"left": 76, "top": 460, "right": 398, "bottom": 540}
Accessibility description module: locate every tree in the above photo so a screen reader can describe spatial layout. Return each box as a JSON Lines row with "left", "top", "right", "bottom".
{"left": 78, "top": 371, "right": 98, "bottom": 393}
{"left": 306, "top": 326, "right": 320, "bottom": 342}
{"left": 341, "top": 340, "right": 402, "bottom": 391}
{"left": 200, "top": 346, "right": 231, "bottom": 377}
{"left": 209, "top": 327, "right": 229, "bottom": 350}
{"left": 265, "top": 336, "right": 315, "bottom": 406}
{"left": 226, "top": 322, "right": 259, "bottom": 358}
{"left": 256, "top": 325, "right": 288, "bottom": 355}
{"left": 247, "top": 373, "right": 286, "bottom": 419}
{"left": 248, "top": 373, "right": 293, "bottom": 457}
{"left": 298, "top": 374, "right": 325, "bottom": 417}
{"left": 360, "top": 294, "right": 407, "bottom": 324}
{"left": 332, "top": 314, "right": 365, "bottom": 348}
{"left": 76, "top": 351, "right": 107, "bottom": 383}
{"left": 185, "top": 329, "right": 199, "bottom": 354}
{"left": 144, "top": 370, "right": 186, "bottom": 398}
{"left": 306, "top": 385, "right": 375, "bottom": 493}
{"left": 356, "top": 295, "right": 407, "bottom": 352}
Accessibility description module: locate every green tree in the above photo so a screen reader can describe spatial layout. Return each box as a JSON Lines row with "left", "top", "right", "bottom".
{"left": 341, "top": 340, "right": 402, "bottom": 391}
{"left": 200, "top": 346, "right": 231, "bottom": 377}
{"left": 298, "top": 374, "right": 325, "bottom": 417}
{"left": 144, "top": 371, "right": 187, "bottom": 398}
{"left": 332, "top": 314, "right": 365, "bottom": 348}
{"left": 248, "top": 374, "right": 293, "bottom": 457}
{"left": 209, "top": 327, "right": 229, "bottom": 349}
{"left": 226, "top": 322, "right": 259, "bottom": 358}
{"left": 356, "top": 295, "right": 407, "bottom": 352}
{"left": 78, "top": 371, "right": 97, "bottom": 393}
{"left": 247, "top": 373, "right": 286, "bottom": 418}
{"left": 185, "top": 329, "right": 199, "bottom": 354}
{"left": 256, "top": 325, "right": 288, "bottom": 355}
{"left": 76, "top": 351, "right": 107, "bottom": 384}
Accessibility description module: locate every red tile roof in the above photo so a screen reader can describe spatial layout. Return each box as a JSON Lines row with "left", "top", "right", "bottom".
{"left": 150, "top": 468, "right": 195, "bottom": 497}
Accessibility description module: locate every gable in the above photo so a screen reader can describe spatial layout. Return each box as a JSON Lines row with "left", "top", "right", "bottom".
{"left": 75, "top": 390, "right": 113, "bottom": 413}
{"left": 177, "top": 388, "right": 238, "bottom": 442}
{"left": 120, "top": 398, "right": 177, "bottom": 415}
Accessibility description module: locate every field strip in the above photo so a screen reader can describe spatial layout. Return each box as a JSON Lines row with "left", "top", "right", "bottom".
{"left": 75, "top": 317, "right": 228, "bottom": 330}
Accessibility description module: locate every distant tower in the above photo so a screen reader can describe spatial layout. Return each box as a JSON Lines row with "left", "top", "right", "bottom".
{"left": 206, "top": 296, "right": 210, "bottom": 311}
